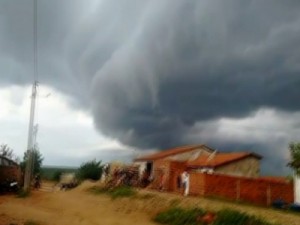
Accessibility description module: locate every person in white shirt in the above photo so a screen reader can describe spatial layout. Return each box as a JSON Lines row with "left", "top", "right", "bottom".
{"left": 182, "top": 171, "right": 190, "bottom": 196}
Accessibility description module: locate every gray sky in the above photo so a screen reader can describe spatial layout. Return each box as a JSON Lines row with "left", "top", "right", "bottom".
{"left": 1, "top": 0, "right": 300, "bottom": 175}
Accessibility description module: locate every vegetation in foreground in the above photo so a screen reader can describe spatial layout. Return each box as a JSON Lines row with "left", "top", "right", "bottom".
{"left": 88, "top": 185, "right": 137, "bottom": 199}
{"left": 154, "top": 207, "right": 280, "bottom": 225}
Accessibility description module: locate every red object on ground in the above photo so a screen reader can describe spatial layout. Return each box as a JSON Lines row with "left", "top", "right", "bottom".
{"left": 198, "top": 212, "right": 216, "bottom": 224}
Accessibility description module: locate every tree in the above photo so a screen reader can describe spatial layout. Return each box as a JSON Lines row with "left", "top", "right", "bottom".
{"left": 76, "top": 159, "right": 103, "bottom": 181}
{"left": 288, "top": 142, "right": 300, "bottom": 175}
{"left": 20, "top": 146, "right": 44, "bottom": 175}
{"left": 0, "top": 144, "right": 14, "bottom": 159}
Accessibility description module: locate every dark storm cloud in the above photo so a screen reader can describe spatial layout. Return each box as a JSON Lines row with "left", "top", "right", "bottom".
{"left": 1, "top": 0, "right": 300, "bottom": 174}
{"left": 90, "top": 0, "right": 300, "bottom": 150}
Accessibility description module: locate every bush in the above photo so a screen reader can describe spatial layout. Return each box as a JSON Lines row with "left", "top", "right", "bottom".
{"left": 76, "top": 160, "right": 103, "bottom": 181}
{"left": 109, "top": 186, "right": 137, "bottom": 199}
{"left": 154, "top": 208, "right": 278, "bottom": 225}
{"left": 154, "top": 207, "right": 205, "bottom": 225}
{"left": 52, "top": 170, "right": 63, "bottom": 182}
{"left": 213, "top": 209, "right": 274, "bottom": 225}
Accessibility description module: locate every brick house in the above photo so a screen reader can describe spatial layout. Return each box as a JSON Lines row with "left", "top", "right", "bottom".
{"left": 134, "top": 145, "right": 294, "bottom": 206}
{"left": 0, "top": 156, "right": 22, "bottom": 184}
{"left": 134, "top": 144, "right": 262, "bottom": 190}
{"left": 134, "top": 145, "right": 214, "bottom": 180}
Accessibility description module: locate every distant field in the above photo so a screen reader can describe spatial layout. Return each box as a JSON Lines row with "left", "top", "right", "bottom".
{"left": 41, "top": 166, "right": 78, "bottom": 180}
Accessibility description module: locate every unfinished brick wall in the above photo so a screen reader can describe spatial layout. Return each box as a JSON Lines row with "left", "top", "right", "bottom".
{"left": 0, "top": 166, "right": 22, "bottom": 183}
{"left": 239, "top": 178, "right": 269, "bottom": 205}
{"left": 189, "top": 172, "right": 205, "bottom": 195}
{"left": 152, "top": 160, "right": 171, "bottom": 190}
{"left": 152, "top": 159, "right": 294, "bottom": 206}
{"left": 193, "top": 173, "right": 294, "bottom": 206}
{"left": 267, "top": 180, "right": 294, "bottom": 204}
{"left": 204, "top": 174, "right": 239, "bottom": 200}
{"left": 169, "top": 161, "right": 187, "bottom": 192}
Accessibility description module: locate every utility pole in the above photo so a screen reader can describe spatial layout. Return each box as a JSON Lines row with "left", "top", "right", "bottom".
{"left": 23, "top": 82, "right": 38, "bottom": 191}
{"left": 23, "top": 0, "right": 38, "bottom": 192}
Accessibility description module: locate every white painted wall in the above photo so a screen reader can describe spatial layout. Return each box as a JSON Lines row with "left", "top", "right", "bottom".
{"left": 294, "top": 174, "right": 300, "bottom": 203}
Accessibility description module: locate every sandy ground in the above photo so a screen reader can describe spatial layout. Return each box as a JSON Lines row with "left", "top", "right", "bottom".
{"left": 0, "top": 181, "right": 300, "bottom": 225}
{"left": 0, "top": 181, "right": 157, "bottom": 225}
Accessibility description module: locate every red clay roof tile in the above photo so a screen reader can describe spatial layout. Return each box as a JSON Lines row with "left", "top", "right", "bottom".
{"left": 187, "top": 152, "right": 262, "bottom": 168}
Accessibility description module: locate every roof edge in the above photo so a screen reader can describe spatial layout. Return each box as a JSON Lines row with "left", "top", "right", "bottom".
{"left": 134, "top": 144, "right": 214, "bottom": 161}
{"left": 187, "top": 152, "right": 262, "bottom": 168}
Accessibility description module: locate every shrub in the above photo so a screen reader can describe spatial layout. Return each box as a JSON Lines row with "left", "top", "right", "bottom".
{"left": 213, "top": 209, "right": 275, "bottom": 225}
{"left": 109, "top": 186, "right": 136, "bottom": 199}
{"left": 52, "top": 170, "right": 63, "bottom": 182}
{"left": 154, "top": 207, "right": 205, "bottom": 225}
{"left": 76, "top": 160, "right": 103, "bottom": 181}
{"left": 154, "top": 208, "right": 278, "bottom": 225}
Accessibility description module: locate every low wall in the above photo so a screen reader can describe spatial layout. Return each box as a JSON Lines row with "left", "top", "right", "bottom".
{"left": 153, "top": 161, "right": 294, "bottom": 206}
{"left": 189, "top": 173, "right": 294, "bottom": 206}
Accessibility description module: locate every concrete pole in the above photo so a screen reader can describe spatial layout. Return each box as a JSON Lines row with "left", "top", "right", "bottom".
{"left": 23, "top": 83, "right": 37, "bottom": 191}
{"left": 23, "top": 0, "right": 38, "bottom": 192}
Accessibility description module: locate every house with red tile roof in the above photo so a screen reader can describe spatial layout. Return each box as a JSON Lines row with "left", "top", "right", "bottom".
{"left": 134, "top": 144, "right": 262, "bottom": 188}
{"left": 134, "top": 144, "right": 215, "bottom": 180}
{"left": 187, "top": 152, "right": 262, "bottom": 177}
{"left": 134, "top": 146, "right": 294, "bottom": 206}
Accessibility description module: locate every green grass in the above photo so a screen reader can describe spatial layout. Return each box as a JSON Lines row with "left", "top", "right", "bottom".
{"left": 88, "top": 185, "right": 137, "bottom": 199}
{"left": 154, "top": 207, "right": 281, "bottom": 225}
{"left": 213, "top": 209, "right": 277, "bottom": 225}
{"left": 110, "top": 186, "right": 137, "bottom": 199}
{"left": 154, "top": 207, "right": 205, "bottom": 225}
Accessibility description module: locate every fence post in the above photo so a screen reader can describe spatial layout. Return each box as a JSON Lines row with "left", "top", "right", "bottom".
{"left": 236, "top": 179, "right": 240, "bottom": 201}
{"left": 267, "top": 184, "right": 271, "bottom": 206}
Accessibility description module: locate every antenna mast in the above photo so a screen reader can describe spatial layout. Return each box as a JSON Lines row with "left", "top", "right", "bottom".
{"left": 24, "top": 0, "right": 38, "bottom": 192}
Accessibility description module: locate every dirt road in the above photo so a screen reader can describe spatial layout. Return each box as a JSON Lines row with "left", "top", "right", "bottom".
{"left": 0, "top": 182, "right": 158, "bottom": 225}
{"left": 0, "top": 181, "right": 300, "bottom": 225}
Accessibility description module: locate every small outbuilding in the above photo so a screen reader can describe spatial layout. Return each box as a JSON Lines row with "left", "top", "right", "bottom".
{"left": 0, "top": 156, "right": 22, "bottom": 184}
